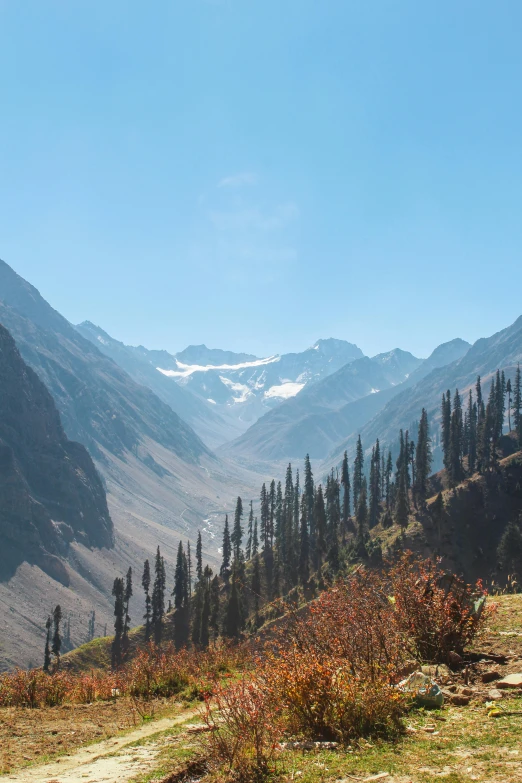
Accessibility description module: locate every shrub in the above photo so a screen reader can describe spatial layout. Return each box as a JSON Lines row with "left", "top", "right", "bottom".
{"left": 203, "top": 676, "right": 284, "bottom": 782}
{"left": 389, "top": 552, "right": 490, "bottom": 664}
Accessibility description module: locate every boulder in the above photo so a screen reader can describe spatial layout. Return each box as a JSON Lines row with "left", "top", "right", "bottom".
{"left": 496, "top": 673, "right": 522, "bottom": 689}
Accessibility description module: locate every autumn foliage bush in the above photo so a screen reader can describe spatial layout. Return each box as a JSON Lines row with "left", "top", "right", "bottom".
{"left": 202, "top": 555, "right": 490, "bottom": 780}
{"left": 388, "top": 552, "right": 490, "bottom": 664}
{"left": 0, "top": 640, "right": 247, "bottom": 709}
{"left": 203, "top": 676, "right": 284, "bottom": 782}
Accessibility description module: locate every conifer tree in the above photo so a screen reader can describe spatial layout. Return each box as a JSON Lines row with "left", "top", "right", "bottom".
{"left": 252, "top": 517, "right": 259, "bottom": 557}
{"left": 507, "top": 378, "right": 512, "bottom": 432}
{"left": 220, "top": 515, "right": 231, "bottom": 579}
{"left": 369, "top": 440, "right": 381, "bottom": 528}
{"left": 466, "top": 390, "right": 477, "bottom": 475}
{"left": 196, "top": 531, "right": 203, "bottom": 581}
{"left": 514, "top": 364, "right": 522, "bottom": 445}
{"left": 151, "top": 547, "right": 166, "bottom": 645}
{"left": 246, "top": 501, "right": 254, "bottom": 560}
{"left": 269, "top": 480, "right": 276, "bottom": 550}
{"left": 186, "top": 541, "right": 192, "bottom": 599}
{"left": 43, "top": 616, "right": 52, "bottom": 673}
{"left": 50, "top": 604, "right": 62, "bottom": 669}
{"left": 299, "top": 492, "right": 309, "bottom": 584}
{"left": 142, "top": 559, "right": 152, "bottom": 641}
{"left": 259, "top": 484, "right": 269, "bottom": 552}
{"left": 353, "top": 436, "right": 364, "bottom": 511}
{"left": 414, "top": 408, "right": 432, "bottom": 501}
{"left": 122, "top": 567, "right": 132, "bottom": 654}
{"left": 304, "top": 455, "right": 315, "bottom": 551}
{"left": 441, "top": 391, "right": 452, "bottom": 472}
{"left": 449, "top": 389, "right": 464, "bottom": 485}
{"left": 314, "top": 484, "right": 327, "bottom": 570}
{"left": 88, "top": 610, "right": 96, "bottom": 642}
{"left": 173, "top": 541, "right": 189, "bottom": 648}
{"left": 341, "top": 450, "right": 351, "bottom": 535}
{"left": 385, "top": 450, "right": 393, "bottom": 508}
{"left": 231, "top": 497, "right": 244, "bottom": 562}
{"left": 356, "top": 480, "right": 368, "bottom": 540}
{"left": 111, "top": 580, "right": 124, "bottom": 668}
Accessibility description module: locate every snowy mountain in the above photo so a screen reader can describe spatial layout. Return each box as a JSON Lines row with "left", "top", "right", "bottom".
{"left": 77, "top": 328, "right": 366, "bottom": 443}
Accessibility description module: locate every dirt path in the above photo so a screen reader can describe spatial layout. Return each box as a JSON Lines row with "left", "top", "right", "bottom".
{"left": 2, "top": 707, "right": 199, "bottom": 783}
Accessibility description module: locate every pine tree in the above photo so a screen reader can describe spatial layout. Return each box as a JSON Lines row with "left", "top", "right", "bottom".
{"left": 314, "top": 484, "right": 327, "bottom": 570}
{"left": 122, "top": 567, "right": 132, "bottom": 654}
{"left": 353, "top": 436, "right": 364, "bottom": 511}
{"left": 151, "top": 547, "right": 166, "bottom": 645}
{"left": 269, "top": 480, "right": 276, "bottom": 550}
{"left": 414, "top": 408, "right": 432, "bottom": 502}
{"left": 252, "top": 517, "right": 259, "bottom": 557}
{"left": 356, "top": 480, "right": 368, "bottom": 540}
{"left": 246, "top": 501, "right": 254, "bottom": 560}
{"left": 507, "top": 378, "right": 512, "bottom": 432}
{"left": 186, "top": 540, "right": 192, "bottom": 599}
{"left": 467, "top": 390, "right": 477, "bottom": 475}
{"left": 231, "top": 497, "right": 244, "bottom": 562}
{"left": 43, "top": 616, "right": 52, "bottom": 673}
{"left": 173, "top": 541, "right": 189, "bottom": 648}
{"left": 196, "top": 531, "right": 203, "bottom": 581}
{"left": 304, "top": 455, "right": 315, "bottom": 552}
{"left": 341, "top": 450, "right": 351, "bottom": 536}
{"left": 299, "top": 492, "right": 309, "bottom": 584}
{"left": 514, "top": 364, "right": 522, "bottom": 445}
{"left": 142, "top": 559, "right": 152, "bottom": 641}
{"left": 385, "top": 450, "right": 393, "bottom": 508}
{"left": 369, "top": 440, "right": 381, "bottom": 528}
{"left": 88, "top": 610, "right": 96, "bottom": 642}
{"left": 50, "top": 604, "right": 62, "bottom": 669}
{"left": 111, "top": 580, "right": 124, "bottom": 668}
{"left": 220, "top": 515, "right": 231, "bottom": 579}
{"left": 259, "top": 484, "right": 269, "bottom": 552}
{"left": 449, "top": 389, "right": 464, "bottom": 485}
{"left": 441, "top": 391, "right": 452, "bottom": 472}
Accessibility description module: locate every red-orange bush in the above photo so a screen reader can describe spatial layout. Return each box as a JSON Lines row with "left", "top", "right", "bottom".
{"left": 203, "top": 676, "right": 284, "bottom": 782}
{"left": 388, "top": 552, "right": 491, "bottom": 663}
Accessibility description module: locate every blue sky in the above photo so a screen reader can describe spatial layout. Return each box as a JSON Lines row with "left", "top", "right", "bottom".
{"left": 1, "top": 0, "right": 522, "bottom": 359}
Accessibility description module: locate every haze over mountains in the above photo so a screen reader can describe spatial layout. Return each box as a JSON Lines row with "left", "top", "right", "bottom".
{"left": 2, "top": 255, "right": 522, "bottom": 670}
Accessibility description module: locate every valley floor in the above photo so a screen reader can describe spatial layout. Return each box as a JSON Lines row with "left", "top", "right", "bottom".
{"left": 1, "top": 595, "right": 522, "bottom": 783}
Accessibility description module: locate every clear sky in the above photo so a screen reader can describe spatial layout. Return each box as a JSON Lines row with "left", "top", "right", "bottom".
{"left": 1, "top": 1, "right": 522, "bottom": 359}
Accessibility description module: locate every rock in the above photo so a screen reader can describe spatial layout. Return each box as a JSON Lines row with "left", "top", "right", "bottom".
{"left": 496, "top": 673, "right": 522, "bottom": 689}
{"left": 448, "top": 651, "right": 464, "bottom": 666}
{"left": 482, "top": 670, "right": 501, "bottom": 684}
{"left": 460, "top": 687, "right": 474, "bottom": 697}
{"left": 449, "top": 694, "right": 471, "bottom": 706}
{"left": 487, "top": 689, "right": 504, "bottom": 701}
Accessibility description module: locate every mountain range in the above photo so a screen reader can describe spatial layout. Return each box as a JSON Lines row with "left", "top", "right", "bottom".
{"left": 2, "top": 254, "right": 522, "bottom": 670}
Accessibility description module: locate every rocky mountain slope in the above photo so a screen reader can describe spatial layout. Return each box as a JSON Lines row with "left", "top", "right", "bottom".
{"left": 0, "top": 259, "right": 262, "bottom": 669}
{"left": 0, "top": 323, "right": 113, "bottom": 582}
{"left": 76, "top": 322, "right": 236, "bottom": 449}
